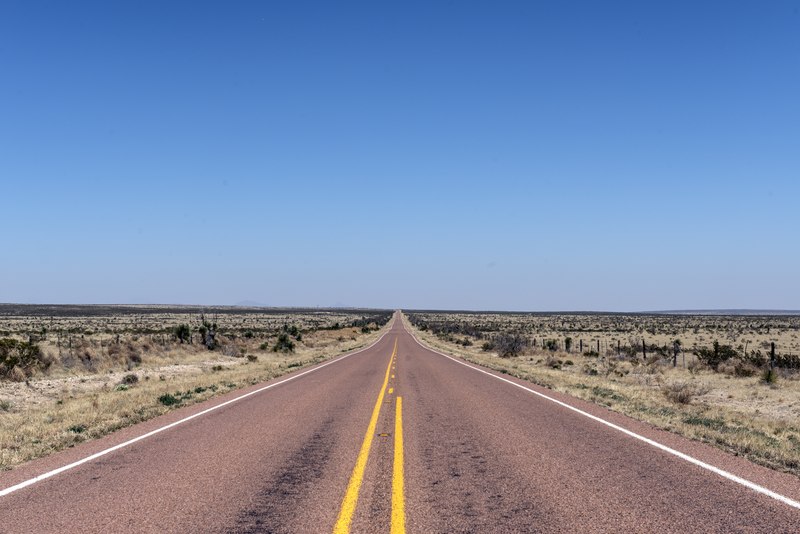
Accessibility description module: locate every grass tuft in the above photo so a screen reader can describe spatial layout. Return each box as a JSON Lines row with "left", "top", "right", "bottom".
{"left": 661, "top": 381, "right": 711, "bottom": 404}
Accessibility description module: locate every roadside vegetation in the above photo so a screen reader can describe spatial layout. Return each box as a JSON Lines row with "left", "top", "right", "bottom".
{"left": 404, "top": 311, "right": 800, "bottom": 476}
{"left": 0, "top": 306, "right": 392, "bottom": 470}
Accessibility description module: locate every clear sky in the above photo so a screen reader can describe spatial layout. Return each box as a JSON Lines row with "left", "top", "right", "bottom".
{"left": 1, "top": 1, "right": 798, "bottom": 311}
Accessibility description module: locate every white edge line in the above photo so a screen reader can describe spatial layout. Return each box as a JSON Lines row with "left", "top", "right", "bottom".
{"left": 407, "top": 330, "right": 800, "bottom": 510}
{"left": 0, "top": 324, "right": 396, "bottom": 498}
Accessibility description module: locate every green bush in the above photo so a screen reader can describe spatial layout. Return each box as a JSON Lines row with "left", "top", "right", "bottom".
{"left": 273, "top": 333, "right": 296, "bottom": 353}
{"left": 694, "top": 341, "right": 738, "bottom": 370}
{"left": 158, "top": 393, "right": 180, "bottom": 406}
{"left": 283, "top": 324, "right": 300, "bottom": 337}
{"left": 173, "top": 324, "right": 192, "bottom": 344}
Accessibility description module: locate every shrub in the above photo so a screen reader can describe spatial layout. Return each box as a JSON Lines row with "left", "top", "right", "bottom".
{"left": 481, "top": 341, "right": 494, "bottom": 352}
{"left": 120, "top": 373, "right": 139, "bottom": 385}
{"left": 173, "top": 324, "right": 191, "bottom": 344}
{"left": 158, "top": 393, "right": 180, "bottom": 406}
{"left": 247, "top": 354, "right": 258, "bottom": 362}
{"left": 718, "top": 360, "right": 758, "bottom": 377}
{"left": 198, "top": 315, "right": 217, "bottom": 350}
{"left": 273, "top": 333, "right": 296, "bottom": 353}
{"left": 283, "top": 324, "right": 300, "bottom": 337}
{"left": 221, "top": 345, "right": 241, "bottom": 357}
{"left": 775, "top": 353, "right": 800, "bottom": 369}
{"left": 494, "top": 334, "right": 526, "bottom": 358}
{"left": 0, "top": 338, "right": 51, "bottom": 379}
{"left": 694, "top": 341, "right": 738, "bottom": 370}
{"left": 687, "top": 358, "right": 706, "bottom": 374}
{"left": 661, "top": 381, "right": 710, "bottom": 404}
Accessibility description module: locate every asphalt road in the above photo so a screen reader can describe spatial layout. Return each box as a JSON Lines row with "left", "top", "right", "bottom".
{"left": 2, "top": 312, "right": 799, "bottom": 533}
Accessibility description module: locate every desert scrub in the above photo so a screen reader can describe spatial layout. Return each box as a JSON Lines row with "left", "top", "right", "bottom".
{"left": 404, "top": 312, "right": 800, "bottom": 476}
{"left": 661, "top": 381, "right": 711, "bottom": 404}
{"left": 0, "top": 338, "right": 51, "bottom": 379}
{"left": 0, "top": 310, "right": 392, "bottom": 470}
{"left": 273, "top": 333, "right": 296, "bottom": 353}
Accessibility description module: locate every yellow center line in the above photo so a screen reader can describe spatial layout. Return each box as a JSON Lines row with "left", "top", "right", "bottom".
{"left": 333, "top": 339, "right": 397, "bottom": 534}
{"left": 391, "top": 396, "right": 405, "bottom": 534}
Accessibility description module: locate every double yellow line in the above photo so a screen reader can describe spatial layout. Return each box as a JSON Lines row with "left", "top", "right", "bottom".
{"left": 333, "top": 339, "right": 405, "bottom": 534}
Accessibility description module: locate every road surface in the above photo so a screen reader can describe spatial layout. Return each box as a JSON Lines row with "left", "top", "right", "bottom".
{"left": 2, "top": 312, "right": 799, "bottom": 532}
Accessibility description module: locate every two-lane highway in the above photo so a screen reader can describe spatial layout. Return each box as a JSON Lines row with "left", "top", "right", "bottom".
{"left": 2, "top": 312, "right": 799, "bottom": 532}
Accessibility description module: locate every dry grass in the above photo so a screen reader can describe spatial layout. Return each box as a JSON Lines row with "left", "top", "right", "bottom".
{"left": 0, "top": 308, "right": 391, "bottom": 470}
{"left": 403, "top": 313, "right": 800, "bottom": 477}
{"left": 661, "top": 381, "right": 711, "bottom": 404}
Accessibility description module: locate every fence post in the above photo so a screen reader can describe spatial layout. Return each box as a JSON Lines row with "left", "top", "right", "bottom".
{"left": 642, "top": 339, "right": 646, "bottom": 360}
{"left": 673, "top": 341, "right": 679, "bottom": 368}
{"left": 771, "top": 342, "right": 776, "bottom": 370}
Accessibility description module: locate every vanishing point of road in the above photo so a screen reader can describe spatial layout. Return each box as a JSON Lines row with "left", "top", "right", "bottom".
{"left": 2, "top": 312, "right": 799, "bottom": 533}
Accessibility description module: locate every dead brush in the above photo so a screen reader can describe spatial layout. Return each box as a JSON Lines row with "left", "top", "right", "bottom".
{"left": 108, "top": 341, "right": 138, "bottom": 366}
{"left": 634, "top": 358, "right": 665, "bottom": 375}
{"left": 662, "top": 381, "right": 711, "bottom": 404}
{"left": 544, "top": 354, "right": 561, "bottom": 369}
{"left": 717, "top": 360, "right": 758, "bottom": 378}
{"left": 686, "top": 358, "right": 706, "bottom": 375}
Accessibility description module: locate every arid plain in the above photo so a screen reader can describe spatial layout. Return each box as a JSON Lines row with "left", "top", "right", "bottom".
{"left": 406, "top": 311, "right": 800, "bottom": 475}
{"left": 0, "top": 305, "right": 391, "bottom": 469}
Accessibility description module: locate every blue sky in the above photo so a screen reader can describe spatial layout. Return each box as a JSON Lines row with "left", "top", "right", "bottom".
{"left": 1, "top": 1, "right": 798, "bottom": 311}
